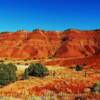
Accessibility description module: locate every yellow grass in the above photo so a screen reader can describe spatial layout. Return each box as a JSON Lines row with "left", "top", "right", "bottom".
{"left": 0, "top": 62, "right": 100, "bottom": 100}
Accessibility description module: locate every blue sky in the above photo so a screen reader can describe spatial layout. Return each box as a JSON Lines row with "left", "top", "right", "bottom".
{"left": 0, "top": 0, "right": 100, "bottom": 32}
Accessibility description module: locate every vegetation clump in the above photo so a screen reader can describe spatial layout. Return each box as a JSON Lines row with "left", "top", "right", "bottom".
{"left": 91, "top": 82, "right": 100, "bottom": 93}
{"left": 23, "top": 68, "right": 29, "bottom": 80}
{"left": 23, "top": 63, "right": 49, "bottom": 79}
{"left": 74, "top": 65, "right": 82, "bottom": 71}
{"left": 0, "top": 63, "right": 17, "bottom": 86}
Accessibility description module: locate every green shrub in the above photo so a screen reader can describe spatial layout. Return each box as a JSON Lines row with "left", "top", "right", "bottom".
{"left": 27, "top": 63, "right": 49, "bottom": 77}
{"left": 91, "top": 82, "right": 100, "bottom": 93}
{"left": 0, "top": 64, "right": 10, "bottom": 85}
{"left": 7, "top": 63, "right": 17, "bottom": 71}
{"left": 7, "top": 63, "right": 17, "bottom": 82}
{"left": 75, "top": 65, "right": 82, "bottom": 71}
{"left": 0, "top": 63, "right": 17, "bottom": 85}
{"left": 23, "top": 68, "right": 29, "bottom": 80}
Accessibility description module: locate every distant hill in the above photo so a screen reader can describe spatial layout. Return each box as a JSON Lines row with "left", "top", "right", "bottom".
{"left": 0, "top": 29, "right": 100, "bottom": 60}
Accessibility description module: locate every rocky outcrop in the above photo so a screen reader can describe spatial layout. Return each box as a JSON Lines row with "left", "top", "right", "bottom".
{"left": 0, "top": 29, "right": 100, "bottom": 60}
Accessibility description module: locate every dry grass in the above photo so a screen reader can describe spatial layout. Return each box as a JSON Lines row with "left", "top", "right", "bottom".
{"left": 0, "top": 65, "right": 100, "bottom": 100}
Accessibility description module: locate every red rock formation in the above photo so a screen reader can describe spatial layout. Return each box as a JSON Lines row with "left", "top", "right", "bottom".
{"left": 55, "top": 29, "right": 100, "bottom": 58}
{"left": 0, "top": 29, "right": 100, "bottom": 60}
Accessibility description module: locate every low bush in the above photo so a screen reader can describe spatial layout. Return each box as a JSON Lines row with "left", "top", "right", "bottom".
{"left": 74, "top": 65, "right": 82, "bottom": 71}
{"left": 0, "top": 63, "right": 17, "bottom": 85}
{"left": 91, "top": 82, "right": 100, "bottom": 93}
{"left": 23, "top": 63, "right": 49, "bottom": 79}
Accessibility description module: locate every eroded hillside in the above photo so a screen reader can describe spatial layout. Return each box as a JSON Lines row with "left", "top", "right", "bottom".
{"left": 0, "top": 29, "right": 100, "bottom": 60}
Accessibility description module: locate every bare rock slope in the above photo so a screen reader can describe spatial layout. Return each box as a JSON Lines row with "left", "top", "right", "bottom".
{"left": 0, "top": 29, "right": 100, "bottom": 60}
